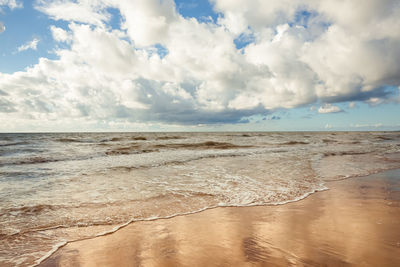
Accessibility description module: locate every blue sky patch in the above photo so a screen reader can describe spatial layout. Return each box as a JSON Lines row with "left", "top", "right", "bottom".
{"left": 234, "top": 30, "right": 255, "bottom": 50}
{"left": 175, "top": 0, "right": 219, "bottom": 22}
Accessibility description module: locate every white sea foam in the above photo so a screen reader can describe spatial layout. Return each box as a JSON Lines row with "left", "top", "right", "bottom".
{"left": 33, "top": 241, "right": 67, "bottom": 267}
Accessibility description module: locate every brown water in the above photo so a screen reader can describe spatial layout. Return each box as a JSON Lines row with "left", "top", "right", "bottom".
{"left": 1, "top": 132, "right": 400, "bottom": 266}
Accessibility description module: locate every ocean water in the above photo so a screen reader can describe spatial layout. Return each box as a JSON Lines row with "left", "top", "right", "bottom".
{"left": 1, "top": 132, "right": 400, "bottom": 266}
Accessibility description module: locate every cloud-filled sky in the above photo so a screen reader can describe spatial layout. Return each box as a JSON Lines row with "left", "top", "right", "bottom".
{"left": 0, "top": 0, "right": 399, "bottom": 132}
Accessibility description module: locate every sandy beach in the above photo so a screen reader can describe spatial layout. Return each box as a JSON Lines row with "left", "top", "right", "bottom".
{"left": 39, "top": 169, "right": 400, "bottom": 267}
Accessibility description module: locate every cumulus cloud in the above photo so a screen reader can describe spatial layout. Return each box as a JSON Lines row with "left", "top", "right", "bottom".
{"left": 17, "top": 38, "right": 40, "bottom": 52}
{"left": 0, "top": 0, "right": 22, "bottom": 9}
{"left": 318, "top": 104, "right": 342, "bottom": 114}
{"left": 35, "top": 0, "right": 109, "bottom": 26}
{"left": 50, "top": 25, "right": 71, "bottom": 42}
{"left": 0, "top": 0, "right": 399, "bottom": 130}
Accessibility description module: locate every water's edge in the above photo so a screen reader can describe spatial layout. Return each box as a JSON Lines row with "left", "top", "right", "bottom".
{"left": 36, "top": 167, "right": 400, "bottom": 267}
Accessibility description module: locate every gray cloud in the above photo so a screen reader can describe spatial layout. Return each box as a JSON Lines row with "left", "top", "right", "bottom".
{"left": 321, "top": 85, "right": 398, "bottom": 104}
{"left": 139, "top": 105, "right": 269, "bottom": 125}
{"left": 0, "top": 98, "right": 17, "bottom": 113}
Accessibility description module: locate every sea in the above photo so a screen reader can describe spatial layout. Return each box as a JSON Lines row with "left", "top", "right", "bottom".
{"left": 1, "top": 132, "right": 400, "bottom": 266}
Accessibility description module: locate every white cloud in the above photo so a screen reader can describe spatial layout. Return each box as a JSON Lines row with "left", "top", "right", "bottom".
{"left": 212, "top": 0, "right": 299, "bottom": 33}
{"left": 50, "top": 26, "right": 71, "bottom": 42}
{"left": 0, "top": 0, "right": 400, "bottom": 130}
{"left": 318, "top": 104, "right": 342, "bottom": 114}
{"left": 35, "top": 0, "right": 109, "bottom": 26}
{"left": 366, "top": 97, "right": 384, "bottom": 106}
{"left": 116, "top": 0, "right": 178, "bottom": 47}
{"left": 17, "top": 38, "right": 40, "bottom": 52}
{"left": 0, "top": 0, "right": 22, "bottom": 9}
{"left": 350, "top": 123, "right": 383, "bottom": 128}
{"left": 0, "top": 22, "right": 5, "bottom": 33}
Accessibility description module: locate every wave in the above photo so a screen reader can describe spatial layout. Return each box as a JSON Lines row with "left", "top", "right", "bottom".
{"left": 322, "top": 139, "right": 337, "bottom": 143}
{"left": 375, "top": 135, "right": 394, "bottom": 141}
{"left": 0, "top": 147, "right": 45, "bottom": 156}
{"left": 226, "top": 134, "right": 253, "bottom": 137}
{"left": 279, "top": 141, "right": 309, "bottom": 145}
{"left": 0, "top": 171, "right": 39, "bottom": 178}
{"left": 55, "top": 138, "right": 105, "bottom": 143}
{"left": 1, "top": 204, "right": 56, "bottom": 215}
{"left": 0, "top": 141, "right": 30, "bottom": 147}
{"left": 98, "top": 136, "right": 148, "bottom": 143}
{"left": 105, "top": 148, "right": 284, "bottom": 172}
{"left": 156, "top": 136, "right": 186, "bottom": 140}
{"left": 8, "top": 156, "right": 59, "bottom": 165}
{"left": 33, "top": 184, "right": 330, "bottom": 267}
{"left": 153, "top": 141, "right": 252, "bottom": 150}
{"left": 2, "top": 142, "right": 257, "bottom": 167}
{"left": 105, "top": 146, "right": 156, "bottom": 155}
{"left": 323, "top": 151, "right": 370, "bottom": 157}
{"left": 109, "top": 137, "right": 125, "bottom": 142}
{"left": 55, "top": 138, "right": 85, "bottom": 143}
{"left": 131, "top": 136, "right": 147, "bottom": 141}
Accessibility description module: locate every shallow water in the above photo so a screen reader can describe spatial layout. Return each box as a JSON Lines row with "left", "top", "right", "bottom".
{"left": 1, "top": 132, "right": 400, "bottom": 266}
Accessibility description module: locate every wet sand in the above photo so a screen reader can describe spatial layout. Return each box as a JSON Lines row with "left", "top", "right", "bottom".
{"left": 40, "top": 169, "right": 400, "bottom": 267}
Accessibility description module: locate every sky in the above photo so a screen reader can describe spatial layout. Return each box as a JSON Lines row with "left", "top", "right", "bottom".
{"left": 0, "top": 0, "right": 399, "bottom": 132}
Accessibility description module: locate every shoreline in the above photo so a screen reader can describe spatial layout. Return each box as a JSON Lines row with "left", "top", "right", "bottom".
{"left": 39, "top": 169, "right": 400, "bottom": 267}
{"left": 34, "top": 182, "right": 330, "bottom": 266}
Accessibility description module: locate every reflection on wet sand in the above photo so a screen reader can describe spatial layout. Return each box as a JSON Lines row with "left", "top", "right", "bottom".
{"left": 41, "top": 169, "right": 400, "bottom": 267}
